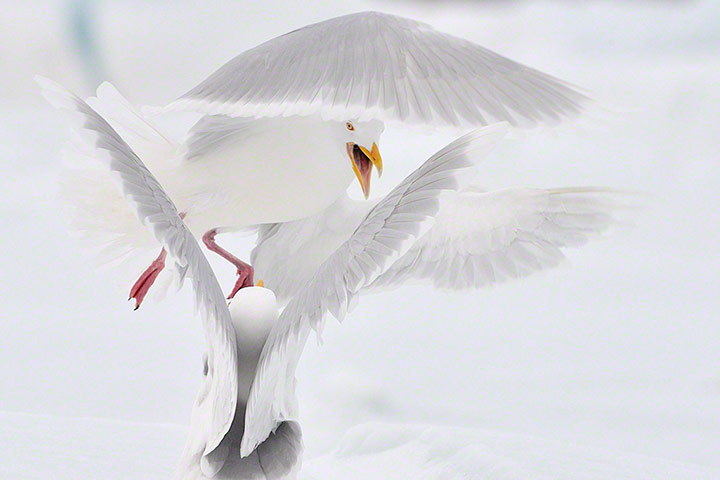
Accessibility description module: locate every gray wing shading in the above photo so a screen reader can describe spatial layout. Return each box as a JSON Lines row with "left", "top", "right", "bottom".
{"left": 370, "top": 186, "right": 624, "bottom": 290}
{"left": 37, "top": 77, "right": 238, "bottom": 463}
{"left": 184, "top": 420, "right": 303, "bottom": 480}
{"left": 251, "top": 195, "right": 371, "bottom": 306}
{"left": 163, "top": 11, "right": 586, "bottom": 127}
{"left": 240, "top": 123, "right": 509, "bottom": 456}
{"left": 179, "top": 114, "right": 267, "bottom": 162}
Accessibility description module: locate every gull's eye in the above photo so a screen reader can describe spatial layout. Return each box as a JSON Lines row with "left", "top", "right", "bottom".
{"left": 346, "top": 122, "right": 354, "bottom": 131}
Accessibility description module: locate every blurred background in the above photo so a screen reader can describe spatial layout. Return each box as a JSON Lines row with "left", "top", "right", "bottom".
{"left": 1, "top": 0, "right": 719, "bottom": 478}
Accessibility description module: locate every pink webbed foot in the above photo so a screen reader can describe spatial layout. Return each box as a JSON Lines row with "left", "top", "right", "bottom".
{"left": 202, "top": 229, "right": 254, "bottom": 299}
{"left": 227, "top": 264, "right": 255, "bottom": 300}
{"left": 129, "top": 249, "right": 167, "bottom": 310}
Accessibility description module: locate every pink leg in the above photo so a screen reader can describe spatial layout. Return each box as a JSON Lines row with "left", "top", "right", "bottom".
{"left": 202, "top": 229, "right": 254, "bottom": 299}
{"left": 129, "top": 249, "right": 167, "bottom": 310}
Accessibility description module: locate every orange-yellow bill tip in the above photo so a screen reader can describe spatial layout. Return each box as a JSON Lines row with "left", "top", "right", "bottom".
{"left": 256, "top": 279, "right": 264, "bottom": 287}
{"left": 371, "top": 142, "right": 382, "bottom": 177}
{"left": 349, "top": 156, "right": 368, "bottom": 199}
{"left": 349, "top": 142, "right": 382, "bottom": 200}
{"left": 358, "top": 143, "right": 383, "bottom": 178}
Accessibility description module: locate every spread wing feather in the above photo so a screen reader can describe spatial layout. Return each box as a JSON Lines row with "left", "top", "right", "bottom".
{"left": 370, "top": 186, "right": 625, "bottom": 290}
{"left": 37, "top": 77, "right": 238, "bottom": 462}
{"left": 163, "top": 12, "right": 586, "bottom": 127}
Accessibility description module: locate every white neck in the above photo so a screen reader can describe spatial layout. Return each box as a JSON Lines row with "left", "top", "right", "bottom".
{"left": 227, "top": 287, "right": 279, "bottom": 403}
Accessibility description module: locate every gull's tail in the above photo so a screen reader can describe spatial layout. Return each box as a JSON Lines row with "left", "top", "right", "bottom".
{"left": 38, "top": 77, "right": 179, "bottom": 290}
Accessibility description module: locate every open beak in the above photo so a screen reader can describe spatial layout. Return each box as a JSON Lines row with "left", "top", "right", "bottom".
{"left": 347, "top": 142, "right": 383, "bottom": 199}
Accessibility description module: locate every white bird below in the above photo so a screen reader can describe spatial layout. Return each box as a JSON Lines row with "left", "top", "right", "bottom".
{"left": 178, "top": 287, "right": 304, "bottom": 480}
{"left": 50, "top": 10, "right": 588, "bottom": 308}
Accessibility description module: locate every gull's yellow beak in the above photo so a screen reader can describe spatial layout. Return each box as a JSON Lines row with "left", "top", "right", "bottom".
{"left": 347, "top": 142, "right": 383, "bottom": 199}
{"left": 359, "top": 143, "right": 383, "bottom": 178}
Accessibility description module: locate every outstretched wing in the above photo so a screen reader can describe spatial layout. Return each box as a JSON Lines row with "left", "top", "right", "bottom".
{"left": 38, "top": 77, "right": 238, "bottom": 462}
{"left": 240, "top": 123, "right": 509, "bottom": 456}
{"left": 370, "top": 187, "right": 625, "bottom": 290}
{"left": 163, "top": 11, "right": 586, "bottom": 127}
{"left": 252, "top": 187, "right": 626, "bottom": 305}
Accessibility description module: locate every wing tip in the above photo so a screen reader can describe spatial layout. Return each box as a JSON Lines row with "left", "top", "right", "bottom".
{"left": 34, "top": 75, "right": 80, "bottom": 111}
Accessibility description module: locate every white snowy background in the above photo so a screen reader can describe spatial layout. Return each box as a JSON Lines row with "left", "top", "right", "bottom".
{"left": 1, "top": 0, "right": 719, "bottom": 478}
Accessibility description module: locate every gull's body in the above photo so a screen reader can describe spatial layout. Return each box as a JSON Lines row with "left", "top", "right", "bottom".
{"left": 172, "top": 115, "right": 377, "bottom": 229}
{"left": 240, "top": 126, "right": 627, "bottom": 454}
{"left": 56, "top": 10, "right": 587, "bottom": 305}
{"left": 68, "top": 102, "right": 377, "bottom": 242}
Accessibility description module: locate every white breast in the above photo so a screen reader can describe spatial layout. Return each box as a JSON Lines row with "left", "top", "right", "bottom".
{"left": 252, "top": 194, "right": 374, "bottom": 305}
{"left": 171, "top": 116, "right": 355, "bottom": 235}
{"left": 228, "top": 287, "right": 280, "bottom": 403}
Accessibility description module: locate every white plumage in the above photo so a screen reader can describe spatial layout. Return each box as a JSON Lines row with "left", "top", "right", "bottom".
{"left": 40, "top": 77, "right": 532, "bottom": 478}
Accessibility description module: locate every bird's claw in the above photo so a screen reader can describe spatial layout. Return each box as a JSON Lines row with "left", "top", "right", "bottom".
{"left": 129, "top": 255, "right": 166, "bottom": 310}
{"left": 227, "top": 265, "right": 255, "bottom": 299}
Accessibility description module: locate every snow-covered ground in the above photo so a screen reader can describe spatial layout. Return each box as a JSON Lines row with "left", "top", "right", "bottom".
{"left": 1, "top": 0, "right": 719, "bottom": 478}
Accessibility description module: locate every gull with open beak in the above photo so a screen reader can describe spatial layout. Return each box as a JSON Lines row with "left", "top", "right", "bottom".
{"left": 44, "top": 10, "right": 588, "bottom": 309}
{"left": 348, "top": 140, "right": 383, "bottom": 199}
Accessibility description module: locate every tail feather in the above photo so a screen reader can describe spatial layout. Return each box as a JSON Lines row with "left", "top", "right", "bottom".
{"left": 58, "top": 164, "right": 155, "bottom": 261}
{"left": 40, "top": 76, "right": 179, "bottom": 299}
{"left": 88, "top": 82, "right": 176, "bottom": 165}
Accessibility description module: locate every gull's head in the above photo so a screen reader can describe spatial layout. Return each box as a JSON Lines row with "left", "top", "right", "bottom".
{"left": 340, "top": 119, "right": 384, "bottom": 199}
{"left": 228, "top": 286, "right": 279, "bottom": 353}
